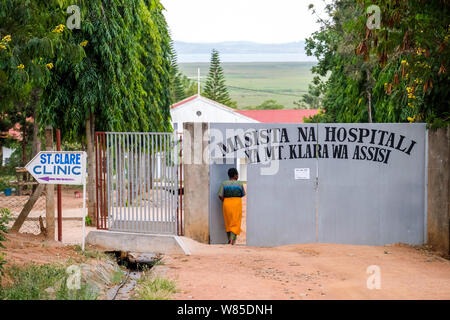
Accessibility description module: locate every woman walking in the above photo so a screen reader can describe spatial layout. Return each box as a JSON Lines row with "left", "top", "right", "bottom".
{"left": 218, "top": 168, "right": 246, "bottom": 245}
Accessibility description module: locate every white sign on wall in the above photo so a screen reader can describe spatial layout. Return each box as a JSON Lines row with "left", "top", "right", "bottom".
{"left": 25, "top": 151, "right": 87, "bottom": 185}
{"left": 26, "top": 150, "right": 88, "bottom": 251}
{"left": 295, "top": 168, "right": 310, "bottom": 180}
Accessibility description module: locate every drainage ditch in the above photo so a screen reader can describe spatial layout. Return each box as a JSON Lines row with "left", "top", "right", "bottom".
{"left": 105, "top": 251, "right": 163, "bottom": 300}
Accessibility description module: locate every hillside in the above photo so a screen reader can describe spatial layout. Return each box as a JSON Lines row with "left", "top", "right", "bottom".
{"left": 179, "top": 61, "right": 316, "bottom": 109}
{"left": 174, "top": 41, "right": 315, "bottom": 63}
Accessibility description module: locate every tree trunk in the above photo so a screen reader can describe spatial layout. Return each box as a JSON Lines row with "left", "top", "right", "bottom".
{"left": 86, "top": 114, "right": 97, "bottom": 225}
{"left": 30, "top": 88, "right": 41, "bottom": 158}
{"left": 31, "top": 109, "right": 41, "bottom": 158}
{"left": 11, "top": 184, "right": 45, "bottom": 232}
{"left": 45, "top": 126, "right": 55, "bottom": 239}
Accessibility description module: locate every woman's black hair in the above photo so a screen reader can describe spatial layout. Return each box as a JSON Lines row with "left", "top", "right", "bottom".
{"left": 228, "top": 168, "right": 238, "bottom": 179}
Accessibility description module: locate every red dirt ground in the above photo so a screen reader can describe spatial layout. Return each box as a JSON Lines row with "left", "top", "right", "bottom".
{"left": 158, "top": 238, "right": 450, "bottom": 300}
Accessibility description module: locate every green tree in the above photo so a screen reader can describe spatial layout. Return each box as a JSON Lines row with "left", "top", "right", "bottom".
{"left": 305, "top": 0, "right": 449, "bottom": 126}
{"left": 17, "top": 0, "right": 173, "bottom": 223}
{"left": 294, "top": 76, "right": 325, "bottom": 109}
{"left": 351, "top": 0, "right": 449, "bottom": 126}
{"left": 180, "top": 73, "right": 198, "bottom": 98}
{"left": 0, "top": 0, "right": 83, "bottom": 169}
{"left": 169, "top": 40, "right": 187, "bottom": 103}
{"left": 203, "top": 49, "right": 233, "bottom": 106}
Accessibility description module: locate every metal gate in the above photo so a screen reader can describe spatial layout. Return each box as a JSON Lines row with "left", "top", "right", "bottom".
{"left": 95, "top": 132, "right": 182, "bottom": 235}
{"left": 209, "top": 123, "right": 427, "bottom": 247}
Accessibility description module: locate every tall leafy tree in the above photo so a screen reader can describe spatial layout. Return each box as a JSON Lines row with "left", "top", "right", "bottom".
{"left": 22, "top": 0, "right": 173, "bottom": 222}
{"left": 304, "top": 0, "right": 449, "bottom": 127}
{"left": 0, "top": 0, "right": 84, "bottom": 170}
{"left": 203, "top": 49, "right": 233, "bottom": 106}
{"left": 169, "top": 40, "right": 187, "bottom": 102}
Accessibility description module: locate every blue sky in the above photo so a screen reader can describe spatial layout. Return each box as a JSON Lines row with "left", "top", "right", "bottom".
{"left": 162, "top": 0, "right": 327, "bottom": 44}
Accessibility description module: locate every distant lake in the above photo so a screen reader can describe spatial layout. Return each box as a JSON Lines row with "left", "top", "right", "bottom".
{"left": 178, "top": 53, "right": 317, "bottom": 63}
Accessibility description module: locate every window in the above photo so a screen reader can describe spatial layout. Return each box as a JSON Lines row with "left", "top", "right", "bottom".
{"left": 196, "top": 110, "right": 202, "bottom": 117}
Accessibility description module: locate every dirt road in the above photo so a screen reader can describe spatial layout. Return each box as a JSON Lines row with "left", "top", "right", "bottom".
{"left": 158, "top": 238, "right": 450, "bottom": 300}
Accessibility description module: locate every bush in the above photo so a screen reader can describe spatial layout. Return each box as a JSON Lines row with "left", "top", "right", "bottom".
{"left": 0, "top": 263, "right": 98, "bottom": 300}
{"left": 0, "top": 208, "right": 12, "bottom": 280}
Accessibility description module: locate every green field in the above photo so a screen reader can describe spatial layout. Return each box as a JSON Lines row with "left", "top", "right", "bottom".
{"left": 178, "top": 62, "right": 316, "bottom": 109}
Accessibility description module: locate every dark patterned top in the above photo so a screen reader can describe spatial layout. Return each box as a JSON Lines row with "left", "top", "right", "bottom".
{"left": 218, "top": 180, "right": 246, "bottom": 198}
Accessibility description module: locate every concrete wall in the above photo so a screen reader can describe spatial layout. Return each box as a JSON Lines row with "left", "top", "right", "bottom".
{"left": 427, "top": 126, "right": 450, "bottom": 255}
{"left": 183, "top": 122, "right": 210, "bottom": 243}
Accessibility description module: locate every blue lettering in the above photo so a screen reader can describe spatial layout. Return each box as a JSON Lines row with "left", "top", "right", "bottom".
{"left": 46, "top": 154, "right": 52, "bottom": 164}
{"left": 54, "top": 154, "right": 59, "bottom": 164}
{"left": 33, "top": 166, "right": 42, "bottom": 174}
{"left": 43, "top": 166, "right": 52, "bottom": 175}
{"left": 75, "top": 154, "right": 81, "bottom": 164}
{"left": 64, "top": 154, "right": 70, "bottom": 164}
{"left": 70, "top": 154, "right": 75, "bottom": 164}
{"left": 72, "top": 166, "right": 81, "bottom": 175}
{"left": 40, "top": 154, "right": 46, "bottom": 164}
{"left": 57, "top": 166, "right": 67, "bottom": 175}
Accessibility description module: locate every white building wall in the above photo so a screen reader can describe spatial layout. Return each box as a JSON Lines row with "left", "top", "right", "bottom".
{"left": 170, "top": 96, "right": 258, "bottom": 132}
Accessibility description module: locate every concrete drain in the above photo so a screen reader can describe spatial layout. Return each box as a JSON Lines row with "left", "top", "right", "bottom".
{"left": 105, "top": 251, "right": 163, "bottom": 300}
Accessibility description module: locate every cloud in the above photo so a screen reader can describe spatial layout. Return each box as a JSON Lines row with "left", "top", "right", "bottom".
{"left": 162, "top": 0, "right": 327, "bottom": 44}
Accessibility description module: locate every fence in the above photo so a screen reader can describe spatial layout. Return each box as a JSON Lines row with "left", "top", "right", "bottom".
{"left": 95, "top": 132, "right": 181, "bottom": 235}
{"left": 1, "top": 193, "right": 47, "bottom": 234}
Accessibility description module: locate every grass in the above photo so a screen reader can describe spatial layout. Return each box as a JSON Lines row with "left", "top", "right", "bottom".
{"left": 0, "top": 263, "right": 97, "bottom": 300}
{"left": 134, "top": 275, "right": 177, "bottom": 300}
{"left": 73, "top": 245, "right": 109, "bottom": 261}
{"left": 179, "top": 62, "right": 316, "bottom": 109}
{"left": 110, "top": 269, "right": 125, "bottom": 285}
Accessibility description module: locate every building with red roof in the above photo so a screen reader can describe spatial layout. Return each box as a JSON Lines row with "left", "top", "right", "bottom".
{"left": 170, "top": 94, "right": 318, "bottom": 131}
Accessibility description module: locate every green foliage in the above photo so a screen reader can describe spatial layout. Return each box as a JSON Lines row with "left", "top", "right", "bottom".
{"left": 40, "top": 0, "right": 173, "bottom": 138}
{"left": 169, "top": 40, "right": 187, "bottom": 102}
{"left": 294, "top": 76, "right": 325, "bottom": 109}
{"left": 203, "top": 49, "right": 235, "bottom": 106}
{"left": 0, "top": 263, "right": 97, "bottom": 300}
{"left": 1, "top": 0, "right": 175, "bottom": 155}
{"left": 305, "top": 0, "right": 449, "bottom": 126}
{"left": 134, "top": 275, "right": 177, "bottom": 300}
{"left": 0, "top": 208, "right": 13, "bottom": 280}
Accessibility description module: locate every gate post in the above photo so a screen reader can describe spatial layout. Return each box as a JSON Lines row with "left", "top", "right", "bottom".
{"left": 427, "top": 126, "right": 450, "bottom": 255}
{"left": 45, "top": 126, "right": 55, "bottom": 240}
{"left": 183, "top": 122, "right": 210, "bottom": 243}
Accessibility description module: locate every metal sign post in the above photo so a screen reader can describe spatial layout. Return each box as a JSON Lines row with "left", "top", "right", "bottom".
{"left": 82, "top": 175, "right": 87, "bottom": 251}
{"left": 25, "top": 151, "right": 88, "bottom": 250}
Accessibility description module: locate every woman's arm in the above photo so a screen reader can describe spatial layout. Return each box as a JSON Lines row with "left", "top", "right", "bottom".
{"left": 218, "top": 182, "right": 224, "bottom": 201}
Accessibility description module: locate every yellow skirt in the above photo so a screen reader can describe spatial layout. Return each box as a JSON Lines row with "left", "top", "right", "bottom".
{"left": 223, "top": 197, "right": 243, "bottom": 235}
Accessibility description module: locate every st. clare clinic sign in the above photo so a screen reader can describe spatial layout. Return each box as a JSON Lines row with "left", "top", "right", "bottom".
{"left": 26, "top": 151, "right": 87, "bottom": 185}
{"left": 25, "top": 151, "right": 88, "bottom": 250}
